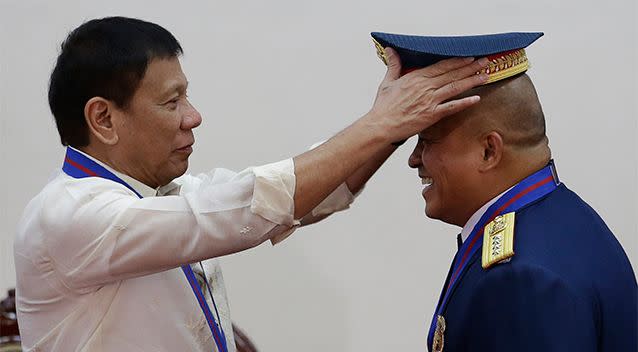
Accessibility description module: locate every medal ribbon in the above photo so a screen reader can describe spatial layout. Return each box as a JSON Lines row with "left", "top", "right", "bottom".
{"left": 426, "top": 162, "right": 559, "bottom": 350}
{"left": 62, "top": 148, "right": 228, "bottom": 352}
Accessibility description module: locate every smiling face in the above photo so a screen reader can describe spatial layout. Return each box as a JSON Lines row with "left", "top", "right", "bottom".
{"left": 407, "top": 112, "right": 486, "bottom": 227}
{"left": 113, "top": 57, "right": 202, "bottom": 187}
{"left": 407, "top": 74, "right": 551, "bottom": 227}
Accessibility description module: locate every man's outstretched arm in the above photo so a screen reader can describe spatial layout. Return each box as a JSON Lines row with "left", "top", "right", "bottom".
{"left": 293, "top": 48, "right": 488, "bottom": 219}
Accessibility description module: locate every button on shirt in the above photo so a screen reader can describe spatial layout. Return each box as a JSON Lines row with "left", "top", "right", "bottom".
{"left": 14, "top": 148, "right": 355, "bottom": 351}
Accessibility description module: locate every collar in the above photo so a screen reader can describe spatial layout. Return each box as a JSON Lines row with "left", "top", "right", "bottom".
{"left": 69, "top": 147, "right": 160, "bottom": 197}
{"left": 459, "top": 186, "right": 512, "bottom": 244}
{"left": 458, "top": 161, "right": 560, "bottom": 244}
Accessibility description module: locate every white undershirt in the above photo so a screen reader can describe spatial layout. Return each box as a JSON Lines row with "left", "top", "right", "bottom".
{"left": 459, "top": 187, "right": 513, "bottom": 244}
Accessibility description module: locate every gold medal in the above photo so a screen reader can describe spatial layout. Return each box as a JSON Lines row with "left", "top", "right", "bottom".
{"left": 432, "top": 315, "right": 446, "bottom": 352}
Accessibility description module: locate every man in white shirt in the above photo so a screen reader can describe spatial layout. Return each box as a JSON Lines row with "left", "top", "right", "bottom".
{"left": 13, "top": 17, "right": 489, "bottom": 351}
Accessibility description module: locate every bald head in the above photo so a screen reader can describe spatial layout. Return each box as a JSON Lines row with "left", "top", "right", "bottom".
{"left": 408, "top": 73, "right": 552, "bottom": 225}
{"left": 461, "top": 73, "right": 548, "bottom": 150}
{"left": 420, "top": 73, "right": 550, "bottom": 164}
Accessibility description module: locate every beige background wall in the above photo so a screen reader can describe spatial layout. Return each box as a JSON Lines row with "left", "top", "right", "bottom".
{"left": 1, "top": 0, "right": 636, "bottom": 351}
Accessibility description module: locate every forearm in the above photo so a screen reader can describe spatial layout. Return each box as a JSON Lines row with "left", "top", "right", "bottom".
{"left": 345, "top": 143, "right": 397, "bottom": 195}
{"left": 292, "top": 114, "right": 390, "bottom": 219}
{"left": 292, "top": 53, "right": 487, "bottom": 219}
{"left": 296, "top": 144, "right": 396, "bottom": 227}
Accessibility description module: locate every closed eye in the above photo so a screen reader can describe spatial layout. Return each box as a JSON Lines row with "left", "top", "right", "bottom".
{"left": 162, "top": 92, "right": 190, "bottom": 111}
{"left": 163, "top": 94, "right": 186, "bottom": 109}
{"left": 164, "top": 100, "right": 178, "bottom": 110}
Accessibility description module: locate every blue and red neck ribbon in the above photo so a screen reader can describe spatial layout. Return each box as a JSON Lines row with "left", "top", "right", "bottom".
{"left": 63, "top": 147, "right": 142, "bottom": 197}
{"left": 427, "top": 162, "right": 560, "bottom": 350}
{"left": 62, "top": 147, "right": 228, "bottom": 352}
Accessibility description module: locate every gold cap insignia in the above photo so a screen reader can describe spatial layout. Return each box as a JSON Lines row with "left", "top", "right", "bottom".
{"left": 372, "top": 38, "right": 388, "bottom": 65}
{"left": 482, "top": 212, "right": 516, "bottom": 269}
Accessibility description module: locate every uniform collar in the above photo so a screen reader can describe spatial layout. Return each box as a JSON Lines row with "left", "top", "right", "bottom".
{"left": 68, "top": 147, "right": 167, "bottom": 197}
{"left": 459, "top": 186, "right": 512, "bottom": 244}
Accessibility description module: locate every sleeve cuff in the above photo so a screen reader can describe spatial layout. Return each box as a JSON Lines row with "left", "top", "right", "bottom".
{"left": 311, "top": 182, "right": 356, "bottom": 217}
{"left": 250, "top": 158, "right": 300, "bottom": 227}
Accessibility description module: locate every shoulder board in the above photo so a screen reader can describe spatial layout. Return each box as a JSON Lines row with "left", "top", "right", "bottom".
{"left": 482, "top": 212, "right": 516, "bottom": 269}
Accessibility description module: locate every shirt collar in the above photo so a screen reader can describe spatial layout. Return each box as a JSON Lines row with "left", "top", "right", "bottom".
{"left": 459, "top": 186, "right": 513, "bottom": 244}
{"left": 69, "top": 147, "right": 158, "bottom": 198}
{"left": 157, "top": 180, "right": 182, "bottom": 196}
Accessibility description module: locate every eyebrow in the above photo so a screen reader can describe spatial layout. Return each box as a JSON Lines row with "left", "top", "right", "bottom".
{"left": 161, "top": 80, "right": 189, "bottom": 99}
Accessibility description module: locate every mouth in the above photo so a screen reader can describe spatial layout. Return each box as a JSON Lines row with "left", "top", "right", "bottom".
{"left": 176, "top": 143, "right": 194, "bottom": 153}
{"left": 420, "top": 172, "right": 433, "bottom": 185}
{"left": 421, "top": 176, "right": 433, "bottom": 186}
{"left": 419, "top": 174, "right": 434, "bottom": 194}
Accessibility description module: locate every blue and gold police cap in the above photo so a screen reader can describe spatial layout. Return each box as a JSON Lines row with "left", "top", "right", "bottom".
{"left": 371, "top": 32, "right": 543, "bottom": 84}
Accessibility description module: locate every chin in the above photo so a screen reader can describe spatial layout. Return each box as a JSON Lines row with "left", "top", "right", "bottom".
{"left": 163, "top": 161, "right": 189, "bottom": 184}
{"left": 426, "top": 206, "right": 461, "bottom": 226}
{"left": 425, "top": 203, "right": 453, "bottom": 224}
{"left": 424, "top": 204, "right": 440, "bottom": 220}
{"left": 174, "top": 162, "right": 189, "bottom": 178}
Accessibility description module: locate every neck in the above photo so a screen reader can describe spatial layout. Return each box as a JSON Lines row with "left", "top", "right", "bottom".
{"left": 458, "top": 150, "right": 550, "bottom": 227}
{"left": 77, "top": 144, "right": 160, "bottom": 188}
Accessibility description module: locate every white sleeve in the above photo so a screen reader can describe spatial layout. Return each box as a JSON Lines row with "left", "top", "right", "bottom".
{"left": 40, "top": 161, "right": 297, "bottom": 292}
{"left": 265, "top": 140, "right": 360, "bottom": 245}
{"left": 183, "top": 159, "right": 300, "bottom": 227}
{"left": 310, "top": 182, "right": 356, "bottom": 217}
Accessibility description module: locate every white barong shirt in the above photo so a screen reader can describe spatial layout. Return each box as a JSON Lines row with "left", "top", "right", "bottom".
{"left": 14, "top": 148, "right": 355, "bottom": 351}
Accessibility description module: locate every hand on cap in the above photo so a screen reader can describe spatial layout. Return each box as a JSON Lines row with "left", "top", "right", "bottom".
{"left": 367, "top": 47, "right": 489, "bottom": 144}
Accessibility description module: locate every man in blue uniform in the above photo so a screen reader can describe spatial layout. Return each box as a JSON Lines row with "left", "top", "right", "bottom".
{"left": 372, "top": 32, "right": 637, "bottom": 351}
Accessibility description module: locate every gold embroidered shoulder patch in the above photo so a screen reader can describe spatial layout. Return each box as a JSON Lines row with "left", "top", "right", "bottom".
{"left": 482, "top": 212, "right": 516, "bottom": 269}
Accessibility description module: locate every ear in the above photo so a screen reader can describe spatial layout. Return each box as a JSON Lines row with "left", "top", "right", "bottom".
{"left": 84, "top": 97, "right": 119, "bottom": 145}
{"left": 478, "top": 131, "right": 503, "bottom": 172}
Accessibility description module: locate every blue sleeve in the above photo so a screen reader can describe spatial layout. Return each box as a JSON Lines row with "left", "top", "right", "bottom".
{"left": 463, "top": 264, "right": 597, "bottom": 352}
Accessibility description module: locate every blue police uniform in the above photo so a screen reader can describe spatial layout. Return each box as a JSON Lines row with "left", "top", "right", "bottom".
{"left": 371, "top": 32, "right": 637, "bottom": 351}
{"left": 436, "top": 182, "right": 637, "bottom": 352}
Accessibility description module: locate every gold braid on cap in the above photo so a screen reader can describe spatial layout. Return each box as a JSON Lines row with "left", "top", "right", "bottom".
{"left": 479, "top": 49, "right": 529, "bottom": 84}
{"left": 371, "top": 38, "right": 530, "bottom": 85}
{"left": 373, "top": 38, "right": 388, "bottom": 65}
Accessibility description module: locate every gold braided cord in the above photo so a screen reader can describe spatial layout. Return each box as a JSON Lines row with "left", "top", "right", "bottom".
{"left": 372, "top": 38, "right": 388, "bottom": 65}
{"left": 371, "top": 41, "right": 530, "bottom": 84}
{"left": 480, "top": 49, "right": 529, "bottom": 84}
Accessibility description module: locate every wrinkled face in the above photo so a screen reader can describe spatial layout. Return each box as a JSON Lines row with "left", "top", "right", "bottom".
{"left": 407, "top": 116, "right": 481, "bottom": 226}
{"left": 115, "top": 57, "right": 202, "bottom": 187}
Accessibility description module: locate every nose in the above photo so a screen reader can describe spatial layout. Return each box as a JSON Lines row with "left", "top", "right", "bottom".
{"left": 408, "top": 142, "right": 422, "bottom": 169}
{"left": 181, "top": 100, "right": 202, "bottom": 130}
